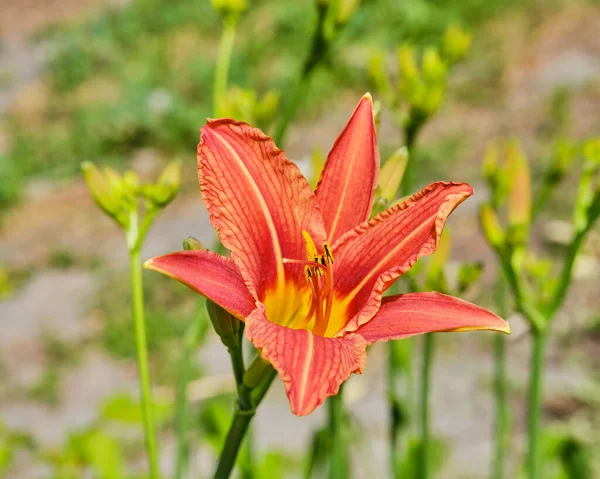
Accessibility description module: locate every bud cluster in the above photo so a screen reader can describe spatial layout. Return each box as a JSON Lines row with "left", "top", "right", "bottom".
{"left": 82, "top": 160, "right": 181, "bottom": 235}
{"left": 368, "top": 26, "right": 472, "bottom": 127}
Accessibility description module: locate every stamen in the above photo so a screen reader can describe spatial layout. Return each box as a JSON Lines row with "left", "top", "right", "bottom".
{"left": 282, "top": 257, "right": 329, "bottom": 272}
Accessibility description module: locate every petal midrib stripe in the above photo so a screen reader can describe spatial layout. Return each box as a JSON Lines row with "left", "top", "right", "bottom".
{"left": 210, "top": 128, "right": 286, "bottom": 287}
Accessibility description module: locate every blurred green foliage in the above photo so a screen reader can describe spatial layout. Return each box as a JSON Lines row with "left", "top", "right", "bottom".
{"left": 2, "top": 0, "right": 528, "bottom": 208}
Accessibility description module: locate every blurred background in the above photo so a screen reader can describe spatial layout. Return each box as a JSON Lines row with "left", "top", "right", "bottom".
{"left": 0, "top": 0, "right": 599, "bottom": 477}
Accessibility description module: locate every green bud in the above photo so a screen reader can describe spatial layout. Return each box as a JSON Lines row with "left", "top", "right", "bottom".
{"left": 368, "top": 51, "right": 393, "bottom": 103}
{"left": 378, "top": 147, "right": 408, "bottom": 202}
{"left": 183, "top": 236, "right": 207, "bottom": 251}
{"left": 153, "top": 161, "right": 182, "bottom": 207}
{"left": 479, "top": 203, "right": 505, "bottom": 249}
{"left": 206, "top": 300, "right": 240, "bottom": 350}
{"left": 372, "top": 100, "right": 382, "bottom": 136}
{"left": 426, "top": 229, "right": 451, "bottom": 291}
{"left": 397, "top": 45, "right": 420, "bottom": 84}
{"left": 81, "top": 162, "right": 129, "bottom": 228}
{"left": 574, "top": 138, "right": 600, "bottom": 231}
{"left": 421, "top": 47, "right": 446, "bottom": 83}
{"left": 335, "top": 0, "right": 361, "bottom": 27}
{"left": 442, "top": 26, "right": 472, "bottom": 64}
{"left": 506, "top": 141, "right": 531, "bottom": 242}
{"left": 211, "top": 0, "right": 247, "bottom": 18}
{"left": 457, "top": 262, "right": 483, "bottom": 295}
{"left": 370, "top": 196, "right": 389, "bottom": 218}
{"left": 310, "top": 148, "right": 326, "bottom": 189}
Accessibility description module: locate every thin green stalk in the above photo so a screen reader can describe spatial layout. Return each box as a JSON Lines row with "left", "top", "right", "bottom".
{"left": 492, "top": 277, "right": 508, "bottom": 479}
{"left": 417, "top": 333, "right": 435, "bottom": 479}
{"left": 328, "top": 389, "right": 348, "bottom": 479}
{"left": 545, "top": 230, "right": 585, "bottom": 319}
{"left": 213, "top": 17, "right": 238, "bottom": 117}
{"left": 493, "top": 334, "right": 507, "bottom": 479}
{"left": 214, "top": 409, "right": 255, "bottom": 479}
{"left": 273, "top": 4, "right": 329, "bottom": 146}
{"left": 129, "top": 244, "right": 160, "bottom": 479}
{"left": 174, "top": 339, "right": 192, "bottom": 479}
{"left": 527, "top": 330, "right": 547, "bottom": 479}
{"left": 388, "top": 113, "right": 424, "bottom": 477}
{"left": 214, "top": 369, "right": 276, "bottom": 479}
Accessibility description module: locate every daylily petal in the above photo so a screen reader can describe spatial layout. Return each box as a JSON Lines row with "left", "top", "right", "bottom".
{"left": 332, "top": 181, "right": 473, "bottom": 335}
{"left": 198, "top": 119, "right": 326, "bottom": 300}
{"left": 245, "top": 304, "right": 367, "bottom": 416}
{"left": 356, "top": 292, "right": 510, "bottom": 344}
{"left": 315, "top": 94, "right": 379, "bottom": 244}
{"left": 144, "top": 250, "right": 255, "bottom": 319}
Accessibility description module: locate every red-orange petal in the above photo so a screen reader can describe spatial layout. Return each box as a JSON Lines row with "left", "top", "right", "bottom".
{"left": 245, "top": 304, "right": 367, "bottom": 416}
{"left": 198, "top": 119, "right": 326, "bottom": 301}
{"left": 356, "top": 292, "right": 510, "bottom": 344}
{"left": 144, "top": 250, "right": 255, "bottom": 319}
{"left": 332, "top": 181, "right": 473, "bottom": 334}
{"left": 315, "top": 94, "right": 379, "bottom": 244}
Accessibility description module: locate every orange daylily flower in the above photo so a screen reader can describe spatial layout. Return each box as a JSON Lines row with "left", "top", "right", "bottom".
{"left": 145, "top": 94, "right": 509, "bottom": 416}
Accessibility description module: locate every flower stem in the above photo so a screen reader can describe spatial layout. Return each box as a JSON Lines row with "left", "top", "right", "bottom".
{"left": 492, "top": 278, "right": 508, "bottom": 479}
{"left": 417, "top": 333, "right": 435, "bottom": 479}
{"left": 527, "top": 330, "right": 546, "bottom": 479}
{"left": 273, "top": 3, "right": 329, "bottom": 147}
{"left": 387, "top": 111, "right": 424, "bottom": 477}
{"left": 213, "top": 17, "right": 238, "bottom": 117}
{"left": 129, "top": 244, "right": 160, "bottom": 479}
{"left": 214, "top": 357, "right": 276, "bottom": 478}
{"left": 328, "top": 388, "right": 348, "bottom": 479}
{"left": 174, "top": 341, "right": 192, "bottom": 479}
{"left": 492, "top": 334, "right": 507, "bottom": 479}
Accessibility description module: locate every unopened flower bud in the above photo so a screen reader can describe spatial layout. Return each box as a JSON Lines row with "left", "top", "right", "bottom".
{"left": 421, "top": 47, "right": 446, "bottom": 83}
{"left": 479, "top": 204, "right": 505, "bottom": 249}
{"left": 335, "top": 0, "right": 361, "bottom": 27}
{"left": 426, "top": 230, "right": 451, "bottom": 291}
{"left": 206, "top": 300, "right": 240, "bottom": 350}
{"left": 398, "top": 45, "right": 419, "bottom": 84}
{"left": 506, "top": 142, "right": 531, "bottom": 237}
{"left": 378, "top": 147, "right": 408, "bottom": 202}
{"left": 81, "top": 162, "right": 128, "bottom": 228}
{"left": 183, "top": 236, "right": 208, "bottom": 251}
{"left": 442, "top": 26, "right": 472, "bottom": 64}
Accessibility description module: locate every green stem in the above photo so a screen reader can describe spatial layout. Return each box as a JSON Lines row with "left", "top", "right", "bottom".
{"left": 492, "top": 278, "right": 508, "bottom": 479}
{"left": 527, "top": 330, "right": 547, "bottom": 479}
{"left": 129, "top": 244, "right": 160, "bottom": 479}
{"left": 214, "top": 367, "right": 277, "bottom": 479}
{"left": 401, "top": 111, "right": 425, "bottom": 196}
{"left": 273, "top": 4, "right": 329, "bottom": 147}
{"left": 213, "top": 17, "right": 238, "bottom": 117}
{"left": 328, "top": 388, "right": 348, "bottom": 479}
{"left": 545, "top": 230, "right": 585, "bottom": 319}
{"left": 174, "top": 311, "right": 204, "bottom": 479}
{"left": 174, "top": 341, "right": 192, "bottom": 479}
{"left": 387, "top": 112, "right": 425, "bottom": 477}
{"left": 493, "top": 334, "right": 507, "bottom": 479}
{"left": 214, "top": 409, "right": 255, "bottom": 479}
{"left": 418, "top": 333, "right": 435, "bottom": 479}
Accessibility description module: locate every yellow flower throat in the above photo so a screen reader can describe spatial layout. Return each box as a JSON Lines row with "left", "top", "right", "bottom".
{"left": 275, "top": 230, "right": 337, "bottom": 336}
